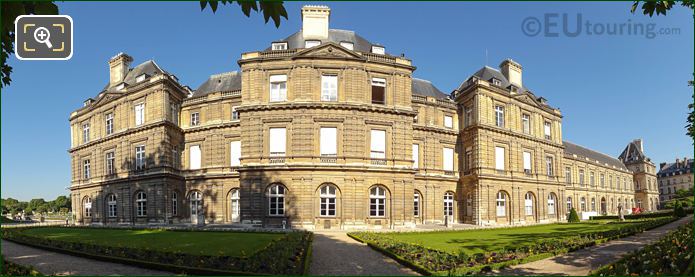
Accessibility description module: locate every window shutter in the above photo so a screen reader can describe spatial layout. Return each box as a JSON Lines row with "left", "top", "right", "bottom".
{"left": 523, "top": 151, "right": 531, "bottom": 170}
{"left": 269, "top": 128, "right": 286, "bottom": 155}
{"left": 230, "top": 141, "right": 241, "bottom": 166}
{"left": 320, "top": 127, "right": 337, "bottom": 155}
{"left": 495, "top": 147, "right": 505, "bottom": 170}
{"left": 190, "top": 145, "right": 201, "bottom": 170}
{"left": 412, "top": 144, "right": 419, "bottom": 168}
{"left": 370, "top": 130, "right": 386, "bottom": 158}
{"left": 443, "top": 147, "right": 454, "bottom": 171}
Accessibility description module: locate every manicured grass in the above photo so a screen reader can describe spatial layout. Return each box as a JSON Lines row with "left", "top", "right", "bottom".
{"left": 383, "top": 220, "right": 650, "bottom": 254}
{"left": 20, "top": 227, "right": 284, "bottom": 257}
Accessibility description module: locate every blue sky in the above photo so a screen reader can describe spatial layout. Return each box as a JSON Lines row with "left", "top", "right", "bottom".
{"left": 2, "top": 2, "right": 692, "bottom": 200}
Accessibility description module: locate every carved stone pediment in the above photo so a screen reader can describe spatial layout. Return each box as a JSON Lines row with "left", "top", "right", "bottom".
{"left": 293, "top": 42, "right": 365, "bottom": 61}
{"left": 514, "top": 93, "right": 542, "bottom": 108}
{"left": 90, "top": 92, "right": 123, "bottom": 109}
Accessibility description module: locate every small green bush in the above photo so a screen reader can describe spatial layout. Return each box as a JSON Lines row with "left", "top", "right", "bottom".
{"left": 675, "top": 202, "right": 687, "bottom": 218}
{"left": 567, "top": 208, "right": 580, "bottom": 223}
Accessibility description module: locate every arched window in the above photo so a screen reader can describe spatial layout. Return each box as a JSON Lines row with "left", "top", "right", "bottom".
{"left": 548, "top": 193, "right": 556, "bottom": 215}
{"left": 171, "top": 191, "right": 178, "bottom": 216}
{"left": 496, "top": 191, "right": 507, "bottom": 217}
{"left": 268, "top": 184, "right": 285, "bottom": 216}
{"left": 83, "top": 197, "right": 92, "bottom": 218}
{"left": 566, "top": 197, "right": 572, "bottom": 211}
{"left": 136, "top": 192, "right": 147, "bottom": 217}
{"left": 444, "top": 192, "right": 454, "bottom": 218}
{"left": 369, "top": 186, "right": 386, "bottom": 217}
{"left": 580, "top": 197, "right": 586, "bottom": 212}
{"left": 591, "top": 197, "right": 596, "bottom": 212}
{"left": 107, "top": 194, "right": 117, "bottom": 218}
{"left": 190, "top": 191, "right": 203, "bottom": 217}
{"left": 413, "top": 191, "right": 421, "bottom": 217}
{"left": 320, "top": 185, "right": 337, "bottom": 217}
{"left": 524, "top": 192, "right": 534, "bottom": 216}
{"left": 230, "top": 189, "right": 240, "bottom": 222}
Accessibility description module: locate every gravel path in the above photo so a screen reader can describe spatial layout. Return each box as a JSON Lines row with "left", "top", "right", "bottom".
{"left": 1, "top": 240, "right": 171, "bottom": 276}
{"left": 493, "top": 215, "right": 694, "bottom": 276}
{"left": 309, "top": 231, "right": 418, "bottom": 276}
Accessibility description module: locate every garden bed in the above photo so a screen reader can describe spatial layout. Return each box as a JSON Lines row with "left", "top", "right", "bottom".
{"left": 589, "top": 208, "right": 693, "bottom": 220}
{"left": 591, "top": 220, "right": 694, "bottom": 276}
{"left": 349, "top": 216, "right": 677, "bottom": 275}
{"left": 2, "top": 227, "right": 313, "bottom": 275}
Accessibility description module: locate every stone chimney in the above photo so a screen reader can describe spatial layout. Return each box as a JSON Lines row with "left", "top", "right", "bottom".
{"left": 301, "top": 5, "right": 330, "bottom": 40}
{"left": 633, "top": 139, "right": 643, "bottom": 152}
{"left": 499, "top": 58, "right": 523, "bottom": 87}
{"left": 108, "top": 52, "right": 133, "bottom": 87}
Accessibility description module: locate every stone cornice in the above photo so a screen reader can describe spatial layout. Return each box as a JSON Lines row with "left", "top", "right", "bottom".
{"left": 68, "top": 120, "right": 181, "bottom": 153}
{"left": 182, "top": 121, "right": 240, "bottom": 134}
{"left": 465, "top": 124, "right": 565, "bottom": 148}
{"left": 236, "top": 102, "right": 417, "bottom": 116}
{"left": 413, "top": 125, "right": 458, "bottom": 136}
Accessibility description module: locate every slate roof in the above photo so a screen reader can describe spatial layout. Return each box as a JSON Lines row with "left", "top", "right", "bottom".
{"left": 103, "top": 60, "right": 167, "bottom": 93}
{"left": 657, "top": 159, "right": 694, "bottom": 177}
{"left": 460, "top": 66, "right": 528, "bottom": 93}
{"left": 266, "top": 29, "right": 377, "bottom": 53}
{"left": 563, "top": 141, "right": 629, "bottom": 171}
{"left": 191, "top": 71, "right": 241, "bottom": 98}
{"left": 618, "top": 141, "right": 649, "bottom": 164}
{"left": 412, "top": 78, "right": 450, "bottom": 99}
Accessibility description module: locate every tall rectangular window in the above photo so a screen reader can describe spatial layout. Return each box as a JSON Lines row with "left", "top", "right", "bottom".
{"left": 371, "top": 78, "right": 386, "bottom": 104}
{"left": 565, "top": 167, "right": 572, "bottom": 184}
{"left": 412, "top": 144, "right": 419, "bottom": 169}
{"left": 321, "top": 75, "right": 338, "bottom": 101}
{"left": 320, "top": 127, "right": 337, "bottom": 156}
{"left": 494, "top": 105, "right": 504, "bottom": 127}
{"left": 579, "top": 169, "right": 585, "bottom": 185}
{"left": 465, "top": 106, "right": 473, "bottom": 127}
{"left": 105, "top": 152, "right": 115, "bottom": 175}
{"left": 546, "top": 156, "right": 554, "bottom": 176}
{"left": 269, "top": 128, "right": 287, "bottom": 156}
{"left": 523, "top": 151, "right": 532, "bottom": 174}
{"left": 230, "top": 141, "right": 241, "bottom": 167}
{"left": 495, "top": 146, "right": 505, "bottom": 171}
{"left": 465, "top": 147, "right": 473, "bottom": 171}
{"left": 443, "top": 147, "right": 454, "bottom": 172}
{"left": 135, "top": 145, "right": 146, "bottom": 170}
{"left": 269, "top": 75, "right": 287, "bottom": 102}
{"left": 135, "top": 103, "right": 145, "bottom": 126}
{"left": 231, "top": 106, "right": 239, "bottom": 120}
{"left": 590, "top": 172, "right": 595, "bottom": 186}
{"left": 444, "top": 115, "right": 453, "bottom": 128}
{"left": 600, "top": 173, "right": 605, "bottom": 188}
{"left": 521, "top": 114, "right": 530, "bottom": 134}
{"left": 172, "top": 146, "right": 179, "bottom": 169}
{"left": 544, "top": 121, "right": 552, "bottom": 140}
{"left": 189, "top": 145, "right": 201, "bottom": 169}
{"left": 105, "top": 113, "right": 114, "bottom": 135}
{"left": 83, "top": 159, "right": 91, "bottom": 179}
{"left": 190, "top": 112, "right": 200, "bottom": 126}
{"left": 170, "top": 102, "right": 179, "bottom": 125}
{"left": 370, "top": 129, "right": 386, "bottom": 159}
{"left": 82, "top": 123, "right": 90, "bottom": 143}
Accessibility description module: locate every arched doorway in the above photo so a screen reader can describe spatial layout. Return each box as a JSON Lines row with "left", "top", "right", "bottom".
{"left": 444, "top": 191, "right": 454, "bottom": 224}
{"left": 190, "top": 191, "right": 203, "bottom": 224}
{"left": 230, "top": 189, "right": 240, "bottom": 223}
{"left": 600, "top": 197, "right": 607, "bottom": 215}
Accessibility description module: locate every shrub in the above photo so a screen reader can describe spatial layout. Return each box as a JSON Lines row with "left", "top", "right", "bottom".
{"left": 675, "top": 202, "right": 687, "bottom": 218}
{"left": 567, "top": 208, "right": 580, "bottom": 223}
{"left": 1, "top": 255, "right": 41, "bottom": 276}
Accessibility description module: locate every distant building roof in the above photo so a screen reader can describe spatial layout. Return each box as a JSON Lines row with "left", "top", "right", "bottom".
{"left": 657, "top": 159, "right": 694, "bottom": 177}
{"left": 563, "top": 141, "right": 629, "bottom": 171}
{"left": 191, "top": 71, "right": 241, "bottom": 98}
{"left": 412, "top": 78, "right": 450, "bottom": 99}
{"left": 266, "top": 29, "right": 377, "bottom": 53}
{"left": 618, "top": 140, "right": 649, "bottom": 164}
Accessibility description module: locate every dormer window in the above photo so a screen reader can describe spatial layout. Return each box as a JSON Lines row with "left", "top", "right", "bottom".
{"left": 116, "top": 83, "right": 126, "bottom": 91}
{"left": 340, "top": 41, "right": 354, "bottom": 50}
{"left": 371, "top": 46, "right": 385, "bottom": 55}
{"left": 135, "top": 74, "right": 147, "bottom": 83}
{"left": 491, "top": 78, "right": 502, "bottom": 86}
{"left": 305, "top": 40, "right": 321, "bottom": 48}
{"left": 271, "top": 42, "right": 288, "bottom": 50}
{"left": 510, "top": 85, "right": 519, "bottom": 93}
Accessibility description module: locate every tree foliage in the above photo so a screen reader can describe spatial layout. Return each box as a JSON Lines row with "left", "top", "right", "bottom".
{"left": 200, "top": 1, "right": 288, "bottom": 28}
{"left": 631, "top": 0, "right": 694, "bottom": 16}
{"left": 1, "top": 195, "right": 71, "bottom": 215}
{"left": 567, "top": 207, "right": 580, "bottom": 223}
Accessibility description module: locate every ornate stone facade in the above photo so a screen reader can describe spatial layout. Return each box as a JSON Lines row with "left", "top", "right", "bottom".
{"left": 69, "top": 6, "right": 658, "bottom": 229}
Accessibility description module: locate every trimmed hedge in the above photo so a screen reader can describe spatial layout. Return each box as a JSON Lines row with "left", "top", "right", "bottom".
{"left": 2, "top": 227, "right": 312, "bottom": 275}
{"left": 590, "top": 208, "right": 693, "bottom": 220}
{"left": 592, "top": 220, "right": 694, "bottom": 276}
{"left": 349, "top": 217, "right": 677, "bottom": 275}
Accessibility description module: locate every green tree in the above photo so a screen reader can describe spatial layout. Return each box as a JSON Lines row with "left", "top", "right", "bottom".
{"left": 26, "top": 198, "right": 46, "bottom": 212}
{"left": 1, "top": 1, "right": 286, "bottom": 88}
{"left": 567, "top": 207, "right": 580, "bottom": 223}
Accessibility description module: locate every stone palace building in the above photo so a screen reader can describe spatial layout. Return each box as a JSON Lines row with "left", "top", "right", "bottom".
{"left": 657, "top": 157, "right": 693, "bottom": 202}
{"left": 69, "top": 6, "right": 659, "bottom": 229}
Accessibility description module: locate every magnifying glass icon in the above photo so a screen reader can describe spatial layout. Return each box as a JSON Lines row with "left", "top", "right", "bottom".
{"left": 33, "top": 27, "right": 53, "bottom": 48}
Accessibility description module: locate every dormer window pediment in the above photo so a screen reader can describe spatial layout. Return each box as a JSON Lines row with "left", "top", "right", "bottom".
{"left": 371, "top": 45, "right": 385, "bottom": 55}
{"left": 339, "top": 41, "right": 354, "bottom": 50}
{"left": 272, "top": 41, "right": 288, "bottom": 50}
{"left": 115, "top": 83, "right": 126, "bottom": 91}
{"left": 491, "top": 78, "right": 502, "bottom": 86}
{"left": 135, "top": 74, "right": 148, "bottom": 83}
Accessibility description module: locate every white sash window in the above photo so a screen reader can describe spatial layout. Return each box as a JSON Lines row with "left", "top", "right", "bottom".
{"left": 495, "top": 147, "right": 505, "bottom": 170}
{"left": 370, "top": 130, "right": 386, "bottom": 159}
{"left": 320, "top": 127, "right": 337, "bottom": 156}
{"left": 189, "top": 145, "right": 201, "bottom": 170}
{"left": 321, "top": 75, "right": 338, "bottom": 101}
{"left": 269, "top": 128, "right": 287, "bottom": 156}
{"left": 269, "top": 75, "right": 287, "bottom": 102}
{"left": 443, "top": 147, "right": 454, "bottom": 171}
{"left": 230, "top": 141, "right": 241, "bottom": 167}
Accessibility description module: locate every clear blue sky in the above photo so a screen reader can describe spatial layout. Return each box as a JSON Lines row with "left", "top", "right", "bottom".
{"left": 2, "top": 2, "right": 692, "bottom": 201}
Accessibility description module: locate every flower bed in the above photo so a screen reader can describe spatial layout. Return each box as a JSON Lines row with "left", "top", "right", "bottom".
{"left": 349, "top": 217, "right": 677, "bottom": 275}
{"left": 590, "top": 207, "right": 693, "bottom": 220}
{"left": 2, "top": 227, "right": 312, "bottom": 275}
{"left": 592, "top": 220, "right": 694, "bottom": 276}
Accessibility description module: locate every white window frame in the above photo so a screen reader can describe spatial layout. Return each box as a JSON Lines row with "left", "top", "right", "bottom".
{"left": 136, "top": 192, "right": 147, "bottom": 217}
{"left": 230, "top": 141, "right": 241, "bottom": 167}
{"left": 565, "top": 167, "right": 572, "bottom": 184}
{"left": 370, "top": 129, "right": 386, "bottom": 159}
{"left": 231, "top": 106, "right": 239, "bottom": 121}
{"left": 321, "top": 75, "right": 338, "bottom": 102}
{"left": 269, "top": 75, "right": 287, "bottom": 102}
{"left": 135, "top": 145, "right": 146, "bottom": 170}
{"left": 548, "top": 194, "right": 556, "bottom": 215}
{"left": 544, "top": 121, "right": 552, "bottom": 140}
{"left": 268, "top": 184, "right": 285, "bottom": 216}
{"left": 546, "top": 156, "right": 554, "bottom": 176}
{"left": 305, "top": 40, "right": 321, "bottom": 48}
{"left": 269, "top": 127, "right": 287, "bottom": 157}
{"left": 189, "top": 145, "right": 201, "bottom": 170}
{"left": 567, "top": 197, "right": 573, "bottom": 211}
{"left": 412, "top": 144, "right": 419, "bottom": 169}
{"left": 105, "top": 113, "right": 114, "bottom": 135}
{"left": 524, "top": 192, "right": 533, "bottom": 216}
{"left": 105, "top": 151, "right": 115, "bottom": 175}
{"left": 579, "top": 169, "right": 585, "bottom": 185}
{"left": 190, "top": 112, "right": 200, "bottom": 126}
{"left": 521, "top": 113, "right": 530, "bottom": 134}
{"left": 82, "top": 123, "right": 90, "bottom": 143}
{"left": 320, "top": 127, "right": 337, "bottom": 156}
{"left": 495, "top": 105, "right": 505, "bottom": 128}
{"left": 84, "top": 197, "right": 92, "bottom": 217}
{"left": 371, "top": 45, "right": 385, "bottom": 54}
{"left": 444, "top": 115, "right": 453, "bottom": 128}
{"left": 271, "top": 42, "right": 288, "bottom": 50}
{"left": 83, "top": 159, "right": 91, "bottom": 179}
{"left": 107, "top": 194, "right": 117, "bottom": 217}
{"left": 339, "top": 41, "right": 354, "bottom": 50}
{"left": 444, "top": 192, "right": 454, "bottom": 217}
{"left": 135, "top": 103, "right": 145, "bottom": 126}
{"left": 443, "top": 147, "right": 454, "bottom": 172}
{"left": 135, "top": 74, "right": 147, "bottom": 83}
{"left": 369, "top": 186, "right": 386, "bottom": 217}
{"left": 496, "top": 191, "right": 506, "bottom": 217}
{"left": 230, "top": 189, "right": 239, "bottom": 221}
{"left": 495, "top": 146, "right": 505, "bottom": 171}
{"left": 319, "top": 185, "right": 337, "bottom": 217}
{"left": 523, "top": 151, "right": 532, "bottom": 174}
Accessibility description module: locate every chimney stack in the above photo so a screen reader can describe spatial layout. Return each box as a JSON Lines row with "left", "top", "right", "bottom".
{"left": 499, "top": 58, "right": 523, "bottom": 87}
{"left": 633, "top": 139, "right": 643, "bottom": 152}
{"left": 301, "top": 6, "right": 330, "bottom": 40}
{"left": 108, "top": 52, "right": 133, "bottom": 87}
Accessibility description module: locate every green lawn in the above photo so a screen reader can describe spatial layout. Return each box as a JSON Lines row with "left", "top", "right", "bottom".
{"left": 21, "top": 227, "right": 284, "bottom": 257}
{"left": 384, "top": 220, "right": 645, "bottom": 254}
